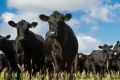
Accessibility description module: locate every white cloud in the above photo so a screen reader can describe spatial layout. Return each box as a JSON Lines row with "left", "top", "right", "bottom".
{"left": 5, "top": 0, "right": 120, "bottom": 23}
{"left": 80, "top": 15, "right": 100, "bottom": 33}
{"left": 7, "top": 0, "right": 101, "bottom": 12}
{"left": 77, "top": 34, "right": 103, "bottom": 54}
{"left": 66, "top": 19, "right": 80, "bottom": 28}
{"left": 88, "top": 3, "right": 120, "bottom": 22}
{"left": 1, "top": 12, "right": 15, "bottom": 22}
{"left": 89, "top": 6, "right": 111, "bottom": 22}
{"left": 91, "top": 26, "right": 99, "bottom": 32}
{"left": 0, "top": 22, "right": 16, "bottom": 40}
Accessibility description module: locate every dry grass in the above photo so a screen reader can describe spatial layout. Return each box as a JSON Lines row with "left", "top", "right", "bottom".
{"left": 0, "top": 69, "right": 120, "bottom": 80}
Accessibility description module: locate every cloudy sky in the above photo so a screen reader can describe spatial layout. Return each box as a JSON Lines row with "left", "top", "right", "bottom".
{"left": 0, "top": 0, "right": 120, "bottom": 54}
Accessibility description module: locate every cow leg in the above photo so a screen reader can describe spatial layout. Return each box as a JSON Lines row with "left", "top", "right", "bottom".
{"left": 51, "top": 52, "right": 59, "bottom": 73}
{"left": 99, "top": 67, "right": 105, "bottom": 80}
{"left": 91, "top": 61, "right": 97, "bottom": 80}
{"left": 98, "top": 67, "right": 102, "bottom": 80}
{"left": 108, "top": 68, "right": 112, "bottom": 80}
{"left": 67, "top": 54, "right": 77, "bottom": 73}
{"left": 117, "top": 59, "right": 120, "bottom": 78}
{"left": 85, "top": 69, "right": 88, "bottom": 77}
{"left": 73, "top": 54, "right": 78, "bottom": 73}
{"left": 85, "top": 68, "right": 90, "bottom": 78}
{"left": 66, "top": 60, "right": 73, "bottom": 73}
{"left": 99, "top": 70, "right": 102, "bottom": 80}
{"left": 107, "top": 66, "right": 112, "bottom": 80}
{"left": 17, "top": 71, "right": 21, "bottom": 80}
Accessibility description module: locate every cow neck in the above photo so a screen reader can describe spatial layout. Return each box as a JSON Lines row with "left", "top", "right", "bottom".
{"left": 56, "top": 22, "right": 66, "bottom": 44}
{"left": 17, "top": 31, "right": 33, "bottom": 44}
{"left": 20, "top": 31, "right": 36, "bottom": 48}
{"left": 26, "top": 31, "right": 35, "bottom": 44}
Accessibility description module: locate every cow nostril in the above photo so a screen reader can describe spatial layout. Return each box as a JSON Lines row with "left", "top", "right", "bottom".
{"left": 54, "top": 32, "right": 57, "bottom": 36}
{"left": 50, "top": 31, "right": 57, "bottom": 36}
{"left": 19, "top": 37, "right": 25, "bottom": 40}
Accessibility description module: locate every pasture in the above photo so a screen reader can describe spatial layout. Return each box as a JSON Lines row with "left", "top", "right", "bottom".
{"left": 0, "top": 68, "right": 120, "bottom": 80}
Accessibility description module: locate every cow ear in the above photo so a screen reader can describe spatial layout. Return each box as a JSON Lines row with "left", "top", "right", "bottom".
{"left": 117, "top": 41, "right": 120, "bottom": 46}
{"left": 109, "top": 45, "right": 113, "bottom": 48}
{"left": 30, "top": 22, "right": 38, "bottom": 28}
{"left": 8, "top": 21, "right": 17, "bottom": 27}
{"left": 99, "top": 46, "right": 103, "bottom": 49}
{"left": 39, "top": 15, "right": 49, "bottom": 21}
{"left": 64, "top": 14, "right": 72, "bottom": 21}
{"left": 5, "top": 35, "right": 11, "bottom": 40}
{"left": 117, "top": 41, "right": 120, "bottom": 44}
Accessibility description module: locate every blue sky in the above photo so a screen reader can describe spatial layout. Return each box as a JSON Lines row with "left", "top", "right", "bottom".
{"left": 0, "top": 0, "right": 120, "bottom": 54}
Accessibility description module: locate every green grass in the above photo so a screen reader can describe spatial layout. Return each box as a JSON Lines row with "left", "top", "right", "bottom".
{"left": 0, "top": 69, "right": 120, "bottom": 80}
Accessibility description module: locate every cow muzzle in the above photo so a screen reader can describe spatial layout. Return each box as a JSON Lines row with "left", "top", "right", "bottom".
{"left": 114, "top": 52, "right": 117, "bottom": 56}
{"left": 50, "top": 31, "right": 57, "bottom": 37}
{"left": 18, "top": 37, "right": 25, "bottom": 40}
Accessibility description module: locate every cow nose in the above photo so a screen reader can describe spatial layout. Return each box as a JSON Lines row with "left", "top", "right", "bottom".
{"left": 50, "top": 31, "right": 55, "bottom": 35}
{"left": 114, "top": 52, "right": 117, "bottom": 55}
{"left": 54, "top": 32, "right": 57, "bottom": 36}
{"left": 50, "top": 31, "right": 57, "bottom": 36}
{"left": 19, "top": 37, "right": 24, "bottom": 40}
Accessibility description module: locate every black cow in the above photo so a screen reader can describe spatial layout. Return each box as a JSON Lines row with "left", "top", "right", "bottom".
{"left": 109, "top": 56, "right": 120, "bottom": 75}
{"left": 113, "top": 41, "right": 120, "bottom": 58}
{"left": 77, "top": 53, "right": 91, "bottom": 77}
{"left": 108, "top": 41, "right": 120, "bottom": 75}
{"left": 39, "top": 11, "right": 78, "bottom": 73}
{"left": 90, "top": 44, "right": 113, "bottom": 80}
{"left": 44, "top": 31, "right": 62, "bottom": 73}
{"left": 8, "top": 20, "right": 45, "bottom": 75}
{"left": 0, "top": 35, "right": 20, "bottom": 72}
{"left": 0, "top": 35, "right": 22, "bottom": 80}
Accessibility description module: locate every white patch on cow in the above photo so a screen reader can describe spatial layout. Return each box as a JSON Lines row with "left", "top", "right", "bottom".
{"left": 79, "top": 55, "right": 82, "bottom": 58}
{"left": 114, "top": 52, "right": 117, "bottom": 55}
{"left": 88, "top": 56, "right": 90, "bottom": 59}
{"left": 50, "top": 31, "right": 55, "bottom": 35}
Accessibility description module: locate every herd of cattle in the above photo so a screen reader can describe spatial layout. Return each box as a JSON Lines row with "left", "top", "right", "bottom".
{"left": 0, "top": 11, "right": 120, "bottom": 79}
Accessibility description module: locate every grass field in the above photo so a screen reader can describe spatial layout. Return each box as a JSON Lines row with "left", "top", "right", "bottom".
{"left": 0, "top": 68, "right": 120, "bottom": 80}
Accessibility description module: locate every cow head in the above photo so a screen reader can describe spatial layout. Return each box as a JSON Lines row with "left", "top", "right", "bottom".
{"left": 0, "top": 35, "right": 11, "bottom": 47}
{"left": 39, "top": 11, "right": 72, "bottom": 37}
{"left": 113, "top": 41, "right": 120, "bottom": 57}
{"left": 99, "top": 44, "right": 113, "bottom": 53}
{"left": 8, "top": 20, "right": 38, "bottom": 40}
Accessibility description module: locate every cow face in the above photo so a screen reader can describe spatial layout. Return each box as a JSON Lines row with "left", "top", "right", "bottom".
{"left": 99, "top": 44, "right": 113, "bottom": 53}
{"left": 40, "top": 11, "right": 72, "bottom": 36}
{"left": 8, "top": 20, "right": 38, "bottom": 40}
{"left": 113, "top": 41, "right": 120, "bottom": 56}
{"left": 0, "top": 35, "right": 11, "bottom": 47}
